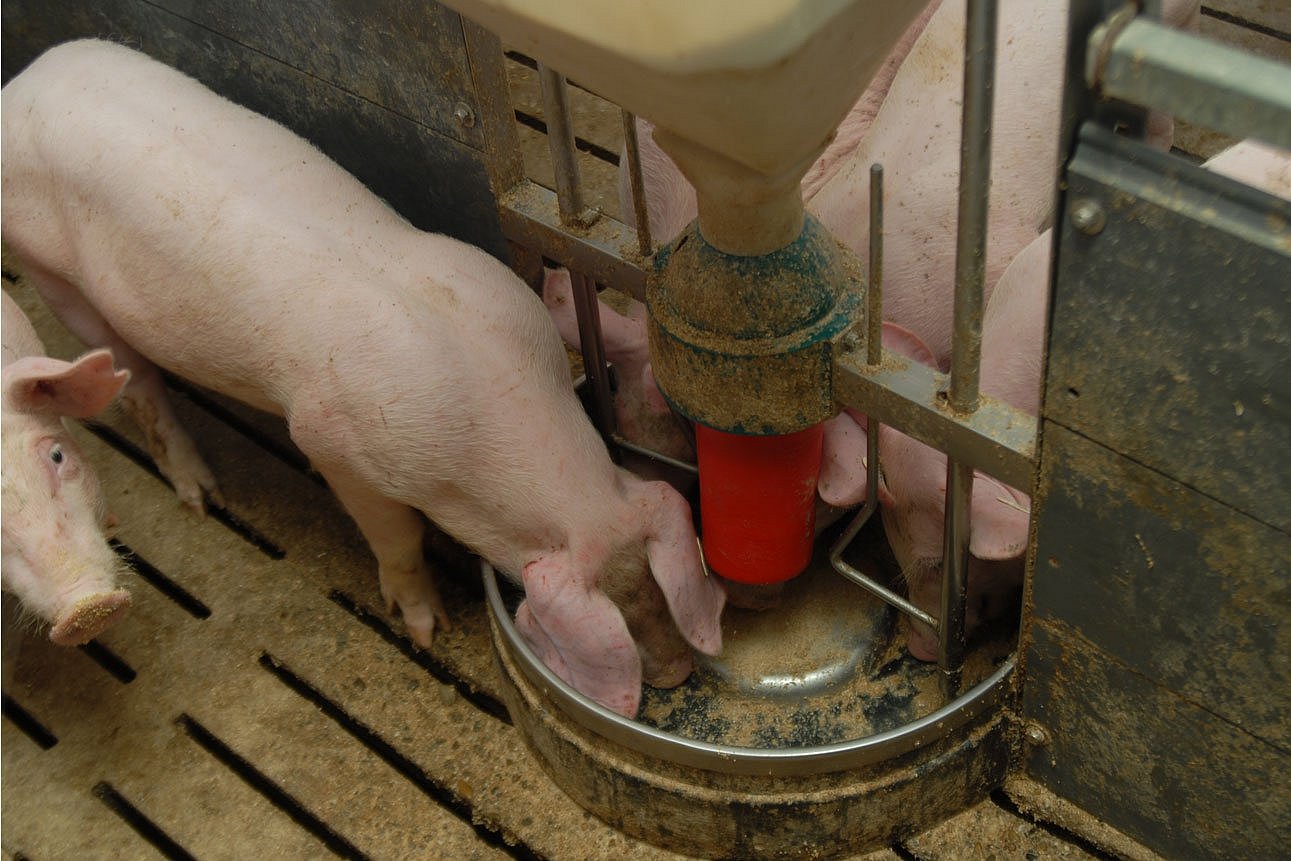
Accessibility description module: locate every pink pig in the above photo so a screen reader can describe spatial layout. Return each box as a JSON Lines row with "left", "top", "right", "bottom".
{"left": 2, "top": 289, "right": 132, "bottom": 646}
{"left": 1204, "top": 139, "right": 1291, "bottom": 199}
{"left": 1, "top": 40, "right": 723, "bottom": 716}
{"left": 813, "top": 0, "right": 1200, "bottom": 506}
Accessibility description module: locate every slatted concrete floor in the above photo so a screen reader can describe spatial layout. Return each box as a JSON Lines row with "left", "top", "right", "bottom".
{"left": 4, "top": 3, "right": 1288, "bottom": 859}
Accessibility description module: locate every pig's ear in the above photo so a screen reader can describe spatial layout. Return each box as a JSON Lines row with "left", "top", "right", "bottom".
{"left": 637, "top": 481, "right": 725, "bottom": 656}
{"left": 881, "top": 322, "right": 937, "bottom": 367}
{"left": 818, "top": 410, "right": 870, "bottom": 508}
{"left": 2, "top": 350, "right": 128, "bottom": 418}
{"left": 969, "top": 475, "right": 1032, "bottom": 561}
{"left": 517, "top": 555, "right": 643, "bottom": 716}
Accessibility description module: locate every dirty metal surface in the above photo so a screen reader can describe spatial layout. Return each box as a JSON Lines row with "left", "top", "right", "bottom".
{"left": 496, "top": 620, "right": 1014, "bottom": 861}
{"left": 1029, "top": 424, "right": 1290, "bottom": 749}
{"left": 1046, "top": 124, "right": 1291, "bottom": 534}
{"left": 1023, "top": 15, "right": 1291, "bottom": 853}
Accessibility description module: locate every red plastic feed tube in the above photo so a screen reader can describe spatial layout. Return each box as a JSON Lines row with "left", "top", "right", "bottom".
{"left": 695, "top": 422, "right": 824, "bottom": 584}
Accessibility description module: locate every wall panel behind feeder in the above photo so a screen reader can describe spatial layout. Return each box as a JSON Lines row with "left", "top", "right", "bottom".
{"left": 1024, "top": 125, "right": 1291, "bottom": 859}
{"left": 1, "top": 0, "right": 513, "bottom": 262}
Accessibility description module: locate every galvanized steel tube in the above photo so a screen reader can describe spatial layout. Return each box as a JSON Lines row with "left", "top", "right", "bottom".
{"left": 621, "top": 110, "right": 654, "bottom": 257}
{"left": 940, "top": 0, "right": 999, "bottom": 701}
{"left": 867, "top": 164, "right": 885, "bottom": 368}
{"left": 537, "top": 63, "right": 584, "bottom": 223}
{"left": 570, "top": 271, "right": 617, "bottom": 437}
{"left": 950, "top": 0, "right": 997, "bottom": 411}
{"left": 537, "top": 66, "right": 614, "bottom": 436}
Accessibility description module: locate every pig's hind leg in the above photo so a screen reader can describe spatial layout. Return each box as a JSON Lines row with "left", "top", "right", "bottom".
{"left": 310, "top": 466, "right": 450, "bottom": 648}
{"left": 16, "top": 262, "right": 223, "bottom": 514}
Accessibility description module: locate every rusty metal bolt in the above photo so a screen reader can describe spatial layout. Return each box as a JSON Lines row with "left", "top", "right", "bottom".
{"left": 453, "top": 102, "right": 477, "bottom": 129}
{"left": 1069, "top": 198, "right": 1106, "bottom": 235}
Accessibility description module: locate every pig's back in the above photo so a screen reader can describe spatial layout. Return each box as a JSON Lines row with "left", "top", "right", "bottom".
{"left": 1, "top": 40, "right": 426, "bottom": 407}
{"left": 2, "top": 40, "right": 404, "bottom": 246}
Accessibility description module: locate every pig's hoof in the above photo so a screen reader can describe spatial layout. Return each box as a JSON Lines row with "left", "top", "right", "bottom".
{"left": 166, "top": 463, "right": 223, "bottom": 516}
{"left": 392, "top": 598, "right": 452, "bottom": 650}
{"left": 49, "top": 590, "right": 132, "bottom": 646}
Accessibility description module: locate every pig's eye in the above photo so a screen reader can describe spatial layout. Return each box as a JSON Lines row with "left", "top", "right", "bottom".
{"left": 49, "top": 445, "right": 65, "bottom": 466}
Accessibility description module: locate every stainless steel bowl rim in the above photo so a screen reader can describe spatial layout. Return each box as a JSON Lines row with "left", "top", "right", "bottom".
{"left": 483, "top": 561, "right": 1013, "bottom": 777}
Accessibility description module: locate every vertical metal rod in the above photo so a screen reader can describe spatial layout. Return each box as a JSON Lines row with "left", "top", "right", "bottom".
{"left": 621, "top": 110, "right": 654, "bottom": 257}
{"left": 537, "top": 63, "right": 584, "bottom": 224}
{"left": 537, "top": 65, "right": 614, "bottom": 437}
{"left": 866, "top": 164, "right": 885, "bottom": 368}
{"left": 940, "top": 0, "right": 999, "bottom": 702}
{"left": 830, "top": 161, "right": 940, "bottom": 626}
{"left": 570, "top": 271, "right": 617, "bottom": 437}
{"left": 949, "top": 0, "right": 996, "bottom": 411}
{"left": 865, "top": 163, "right": 885, "bottom": 526}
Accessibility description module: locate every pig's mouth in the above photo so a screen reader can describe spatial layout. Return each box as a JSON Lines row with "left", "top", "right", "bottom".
{"left": 49, "top": 589, "right": 132, "bottom": 646}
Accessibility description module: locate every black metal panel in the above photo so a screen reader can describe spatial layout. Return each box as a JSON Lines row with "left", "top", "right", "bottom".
{"left": 1030, "top": 423, "right": 1289, "bottom": 748}
{"left": 1044, "top": 124, "right": 1291, "bottom": 534}
{"left": 1025, "top": 120, "right": 1291, "bottom": 858}
{"left": 1, "top": 0, "right": 511, "bottom": 261}
{"left": 1023, "top": 620, "right": 1290, "bottom": 860}
{"left": 143, "top": 0, "right": 485, "bottom": 151}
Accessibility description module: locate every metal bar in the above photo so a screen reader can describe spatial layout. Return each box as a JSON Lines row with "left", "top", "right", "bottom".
{"left": 939, "top": 0, "right": 999, "bottom": 701}
{"left": 621, "top": 111, "right": 654, "bottom": 258}
{"left": 949, "top": 0, "right": 996, "bottom": 413}
{"left": 830, "top": 160, "right": 940, "bottom": 628}
{"left": 866, "top": 164, "right": 885, "bottom": 367}
{"left": 833, "top": 356, "right": 1035, "bottom": 490}
{"left": 939, "top": 460, "right": 974, "bottom": 699}
{"left": 498, "top": 182, "right": 647, "bottom": 301}
{"left": 830, "top": 500, "right": 939, "bottom": 629}
{"left": 536, "top": 63, "right": 585, "bottom": 223}
{"left": 569, "top": 271, "right": 617, "bottom": 437}
{"left": 1090, "top": 17, "right": 1291, "bottom": 150}
{"left": 610, "top": 434, "right": 698, "bottom": 475}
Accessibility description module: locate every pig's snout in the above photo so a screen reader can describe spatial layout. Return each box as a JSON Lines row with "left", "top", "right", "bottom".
{"left": 905, "top": 619, "right": 940, "bottom": 663}
{"left": 49, "top": 588, "right": 131, "bottom": 646}
{"left": 641, "top": 650, "right": 693, "bottom": 690}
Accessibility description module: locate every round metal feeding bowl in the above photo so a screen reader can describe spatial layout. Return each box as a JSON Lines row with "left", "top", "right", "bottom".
{"left": 483, "top": 558, "right": 1017, "bottom": 859}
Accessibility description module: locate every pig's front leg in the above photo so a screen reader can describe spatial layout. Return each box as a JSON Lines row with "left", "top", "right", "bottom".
{"left": 18, "top": 263, "right": 222, "bottom": 513}
{"left": 316, "top": 469, "right": 450, "bottom": 647}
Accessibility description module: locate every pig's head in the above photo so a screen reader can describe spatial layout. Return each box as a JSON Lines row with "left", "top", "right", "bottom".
{"left": 541, "top": 268, "right": 696, "bottom": 485}
{"left": 513, "top": 476, "right": 724, "bottom": 717}
{"left": 1, "top": 349, "right": 133, "bottom": 646}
